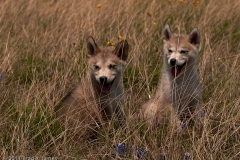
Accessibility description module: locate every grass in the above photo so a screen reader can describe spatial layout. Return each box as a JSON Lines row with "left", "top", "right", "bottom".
{"left": 0, "top": 0, "right": 240, "bottom": 159}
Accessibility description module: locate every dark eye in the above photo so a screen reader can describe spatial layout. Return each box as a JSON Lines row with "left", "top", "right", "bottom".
{"left": 168, "top": 49, "right": 173, "bottom": 53}
{"left": 180, "top": 50, "right": 188, "bottom": 54}
{"left": 109, "top": 64, "right": 117, "bottom": 69}
{"left": 94, "top": 65, "right": 100, "bottom": 70}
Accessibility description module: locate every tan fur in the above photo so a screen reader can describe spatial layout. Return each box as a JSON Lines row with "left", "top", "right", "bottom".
{"left": 56, "top": 37, "right": 129, "bottom": 140}
{"left": 143, "top": 24, "right": 203, "bottom": 127}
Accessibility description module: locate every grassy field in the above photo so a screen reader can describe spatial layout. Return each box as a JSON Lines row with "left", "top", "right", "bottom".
{"left": 0, "top": 0, "right": 240, "bottom": 159}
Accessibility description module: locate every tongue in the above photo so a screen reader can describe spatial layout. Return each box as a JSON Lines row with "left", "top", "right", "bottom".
{"left": 171, "top": 67, "right": 181, "bottom": 77}
{"left": 101, "top": 83, "right": 111, "bottom": 93}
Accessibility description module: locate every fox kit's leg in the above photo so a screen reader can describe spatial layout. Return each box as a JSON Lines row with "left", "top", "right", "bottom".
{"left": 114, "top": 103, "right": 125, "bottom": 125}
{"left": 176, "top": 95, "right": 203, "bottom": 127}
{"left": 102, "top": 104, "right": 124, "bottom": 123}
{"left": 109, "top": 86, "right": 125, "bottom": 124}
{"left": 189, "top": 97, "right": 204, "bottom": 124}
{"left": 112, "top": 96, "right": 125, "bottom": 125}
{"left": 101, "top": 93, "right": 125, "bottom": 124}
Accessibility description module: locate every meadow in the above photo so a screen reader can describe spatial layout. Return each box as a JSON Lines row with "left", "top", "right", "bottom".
{"left": 0, "top": 0, "right": 240, "bottom": 159}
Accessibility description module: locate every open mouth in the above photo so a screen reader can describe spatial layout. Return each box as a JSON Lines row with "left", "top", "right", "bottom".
{"left": 171, "top": 62, "right": 186, "bottom": 77}
{"left": 100, "top": 80, "right": 115, "bottom": 93}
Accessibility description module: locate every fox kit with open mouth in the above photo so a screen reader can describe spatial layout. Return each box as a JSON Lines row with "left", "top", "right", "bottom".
{"left": 57, "top": 37, "right": 129, "bottom": 139}
{"left": 143, "top": 24, "right": 203, "bottom": 127}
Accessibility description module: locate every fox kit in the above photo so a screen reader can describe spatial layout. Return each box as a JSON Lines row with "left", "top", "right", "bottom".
{"left": 143, "top": 24, "right": 203, "bottom": 127}
{"left": 57, "top": 36, "right": 129, "bottom": 139}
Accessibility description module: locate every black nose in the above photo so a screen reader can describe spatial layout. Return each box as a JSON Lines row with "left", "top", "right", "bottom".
{"left": 170, "top": 59, "right": 176, "bottom": 66}
{"left": 99, "top": 76, "right": 107, "bottom": 83}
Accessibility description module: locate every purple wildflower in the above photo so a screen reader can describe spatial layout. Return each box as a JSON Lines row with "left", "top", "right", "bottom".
{"left": 115, "top": 143, "right": 127, "bottom": 153}
{"left": 183, "top": 153, "right": 190, "bottom": 160}
{"left": 136, "top": 146, "right": 147, "bottom": 159}
{"left": 159, "top": 153, "right": 166, "bottom": 160}
{"left": 200, "top": 110, "right": 205, "bottom": 117}
{"left": 180, "top": 121, "right": 186, "bottom": 129}
{"left": 0, "top": 74, "right": 4, "bottom": 80}
{"left": 229, "top": 124, "right": 236, "bottom": 131}
{"left": 197, "top": 68, "right": 202, "bottom": 73}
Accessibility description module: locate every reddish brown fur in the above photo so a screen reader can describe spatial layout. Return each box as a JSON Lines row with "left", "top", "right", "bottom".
{"left": 142, "top": 25, "right": 203, "bottom": 128}
{"left": 57, "top": 37, "right": 129, "bottom": 140}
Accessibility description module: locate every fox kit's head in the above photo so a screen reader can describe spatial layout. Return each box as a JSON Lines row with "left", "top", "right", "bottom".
{"left": 87, "top": 36, "right": 129, "bottom": 93}
{"left": 163, "top": 24, "right": 200, "bottom": 77}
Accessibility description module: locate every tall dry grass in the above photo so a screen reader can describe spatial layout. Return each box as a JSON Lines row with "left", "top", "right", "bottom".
{"left": 0, "top": 0, "right": 240, "bottom": 159}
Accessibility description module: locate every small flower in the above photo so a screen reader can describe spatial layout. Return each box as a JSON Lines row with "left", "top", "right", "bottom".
{"left": 136, "top": 147, "right": 147, "bottom": 159}
{"left": 19, "top": 88, "right": 24, "bottom": 94}
{"left": 114, "top": 143, "right": 127, "bottom": 157}
{"left": 115, "top": 143, "right": 127, "bottom": 153}
{"left": 197, "top": 68, "right": 202, "bottom": 73}
{"left": 107, "top": 41, "right": 114, "bottom": 46}
{"left": 221, "top": 72, "right": 226, "bottom": 76}
{"left": 180, "top": 121, "right": 186, "bottom": 129}
{"left": 97, "top": 4, "right": 102, "bottom": 8}
{"left": 118, "top": 35, "right": 123, "bottom": 40}
{"left": 0, "top": 74, "right": 4, "bottom": 80}
{"left": 147, "top": 12, "right": 152, "bottom": 17}
{"left": 160, "top": 153, "right": 166, "bottom": 160}
{"left": 153, "top": 22, "right": 157, "bottom": 26}
{"left": 183, "top": 153, "right": 191, "bottom": 160}
{"left": 229, "top": 124, "right": 236, "bottom": 131}
{"left": 193, "top": 1, "right": 200, "bottom": 6}
{"left": 179, "top": 0, "right": 185, "bottom": 2}
{"left": 200, "top": 110, "right": 205, "bottom": 117}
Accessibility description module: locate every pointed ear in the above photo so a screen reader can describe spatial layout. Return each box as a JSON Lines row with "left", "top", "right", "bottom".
{"left": 163, "top": 24, "right": 172, "bottom": 41}
{"left": 87, "top": 36, "right": 100, "bottom": 56}
{"left": 113, "top": 40, "right": 129, "bottom": 61}
{"left": 188, "top": 28, "right": 200, "bottom": 47}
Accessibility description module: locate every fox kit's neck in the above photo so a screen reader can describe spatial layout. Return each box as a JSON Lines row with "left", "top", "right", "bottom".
{"left": 174, "top": 63, "right": 198, "bottom": 86}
